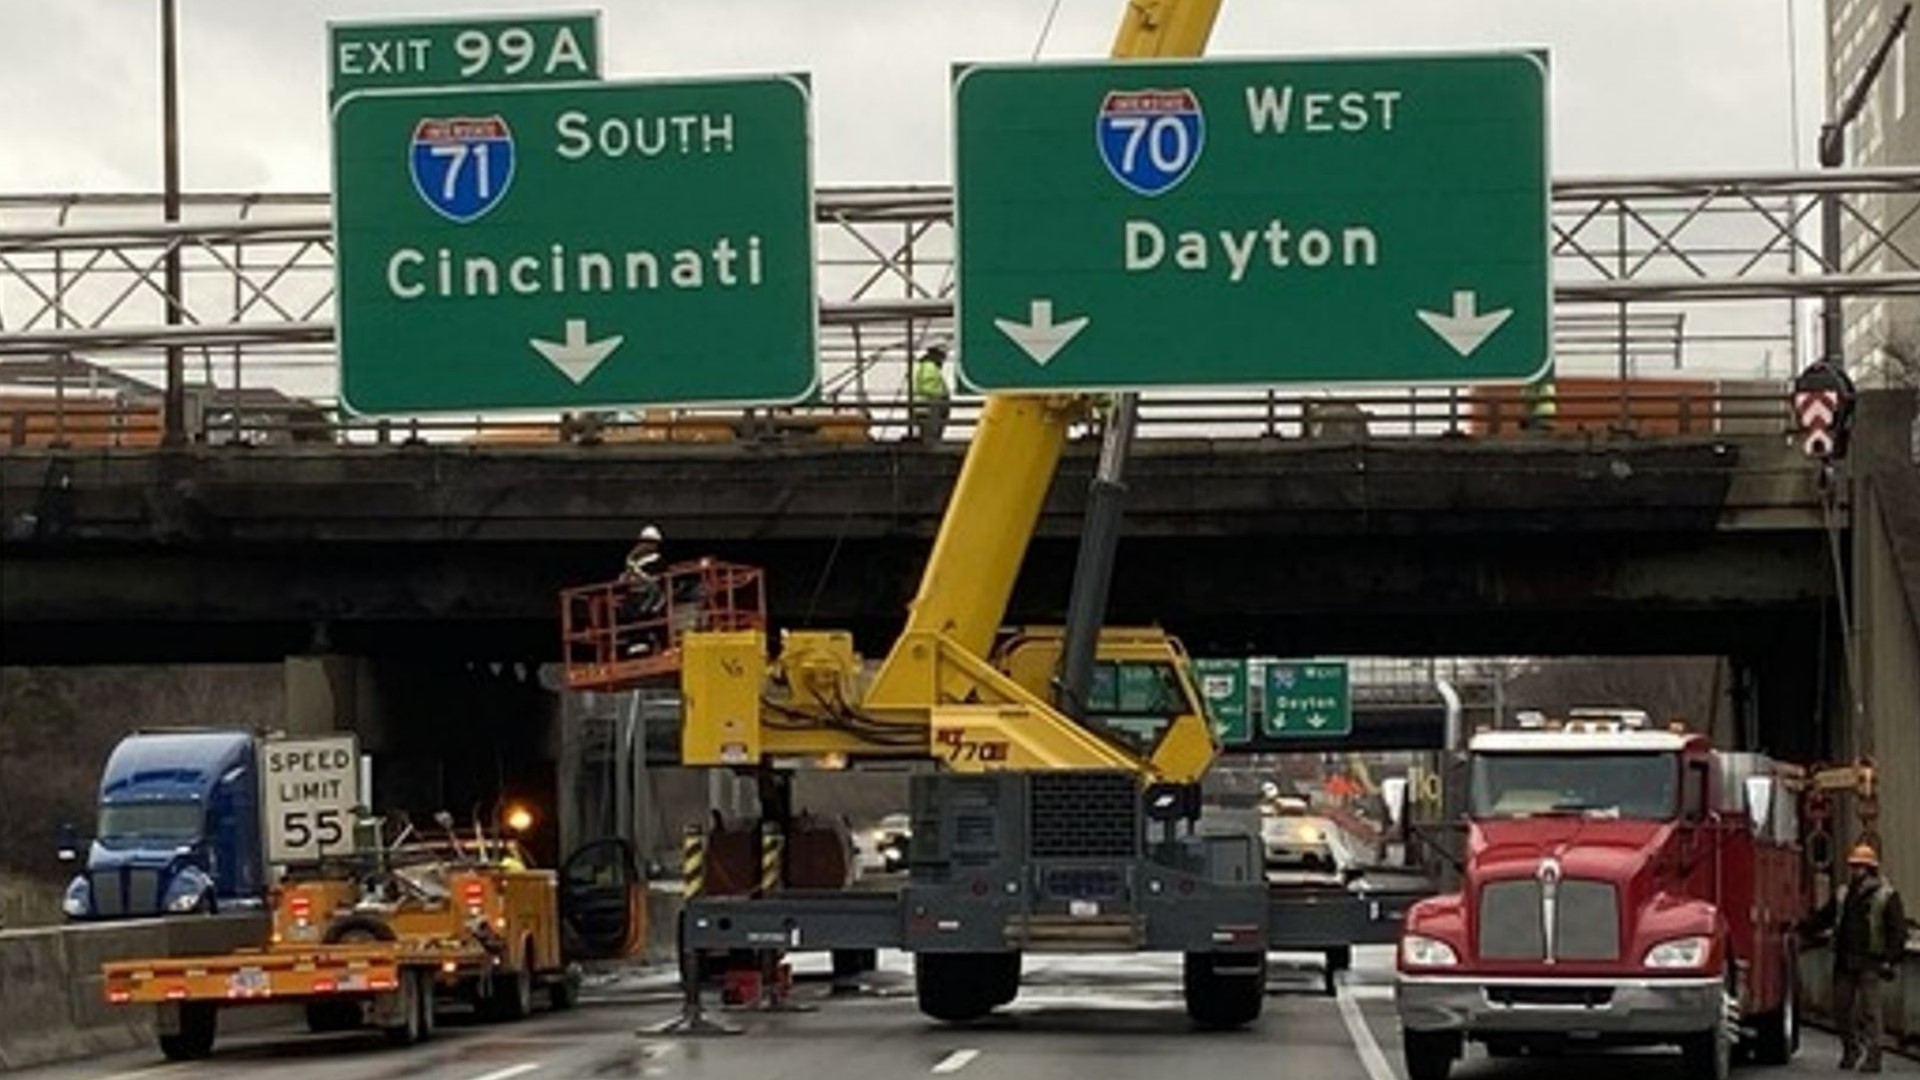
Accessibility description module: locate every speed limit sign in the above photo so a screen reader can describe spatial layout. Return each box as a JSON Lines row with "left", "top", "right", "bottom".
{"left": 263, "top": 734, "right": 362, "bottom": 863}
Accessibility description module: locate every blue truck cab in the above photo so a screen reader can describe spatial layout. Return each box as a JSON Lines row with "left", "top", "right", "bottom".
{"left": 63, "top": 731, "right": 266, "bottom": 919}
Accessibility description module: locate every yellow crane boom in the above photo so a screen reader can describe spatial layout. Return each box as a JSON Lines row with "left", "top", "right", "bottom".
{"left": 680, "top": 0, "right": 1223, "bottom": 785}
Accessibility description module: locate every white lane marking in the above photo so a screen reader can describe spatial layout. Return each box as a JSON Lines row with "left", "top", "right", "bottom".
{"left": 466, "top": 1064, "right": 542, "bottom": 1080}
{"left": 932, "top": 1049, "right": 981, "bottom": 1074}
{"left": 1336, "top": 983, "right": 1398, "bottom": 1080}
{"left": 89, "top": 1065, "right": 183, "bottom": 1080}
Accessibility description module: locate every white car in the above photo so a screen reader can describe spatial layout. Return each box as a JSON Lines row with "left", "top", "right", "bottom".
{"left": 1261, "top": 808, "right": 1337, "bottom": 871}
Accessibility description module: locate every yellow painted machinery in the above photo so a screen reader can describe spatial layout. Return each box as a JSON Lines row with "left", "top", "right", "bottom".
{"left": 560, "top": 0, "right": 1418, "bottom": 1028}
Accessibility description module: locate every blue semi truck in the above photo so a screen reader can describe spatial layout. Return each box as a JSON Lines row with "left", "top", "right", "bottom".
{"left": 61, "top": 731, "right": 268, "bottom": 919}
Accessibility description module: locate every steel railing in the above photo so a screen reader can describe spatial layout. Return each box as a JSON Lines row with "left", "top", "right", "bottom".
{"left": 1, "top": 386, "right": 1797, "bottom": 451}
{"left": 4, "top": 168, "right": 1915, "bottom": 447}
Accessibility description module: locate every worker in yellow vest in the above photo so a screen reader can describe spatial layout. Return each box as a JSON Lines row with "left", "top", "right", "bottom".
{"left": 912, "top": 345, "right": 951, "bottom": 445}
{"left": 1521, "top": 373, "right": 1557, "bottom": 433}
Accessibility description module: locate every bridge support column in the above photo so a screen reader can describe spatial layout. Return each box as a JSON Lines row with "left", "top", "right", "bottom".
{"left": 1847, "top": 389, "right": 1920, "bottom": 895}
{"left": 283, "top": 654, "right": 363, "bottom": 736}
{"left": 285, "top": 656, "right": 561, "bottom": 863}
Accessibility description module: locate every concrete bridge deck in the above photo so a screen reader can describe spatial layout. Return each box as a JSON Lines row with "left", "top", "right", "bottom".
{"left": 3, "top": 431, "right": 1829, "bottom": 666}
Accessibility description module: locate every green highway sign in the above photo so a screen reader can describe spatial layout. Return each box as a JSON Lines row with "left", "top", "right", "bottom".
{"left": 954, "top": 53, "right": 1550, "bottom": 392}
{"left": 332, "top": 77, "right": 817, "bottom": 414}
{"left": 1193, "top": 658, "right": 1251, "bottom": 746}
{"left": 1262, "top": 660, "right": 1352, "bottom": 738}
{"left": 329, "top": 14, "right": 601, "bottom": 103}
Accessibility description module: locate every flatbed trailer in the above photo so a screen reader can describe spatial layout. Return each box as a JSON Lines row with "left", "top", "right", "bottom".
{"left": 104, "top": 939, "right": 483, "bottom": 1058}
{"left": 686, "top": 882, "right": 1421, "bottom": 959}
{"left": 102, "top": 842, "right": 574, "bottom": 1060}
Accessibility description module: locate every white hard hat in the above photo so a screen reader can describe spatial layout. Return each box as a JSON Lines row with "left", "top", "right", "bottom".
{"left": 639, "top": 525, "right": 662, "bottom": 542}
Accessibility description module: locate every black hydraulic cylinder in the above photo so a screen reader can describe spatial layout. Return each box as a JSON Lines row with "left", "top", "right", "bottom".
{"left": 1055, "top": 395, "right": 1138, "bottom": 721}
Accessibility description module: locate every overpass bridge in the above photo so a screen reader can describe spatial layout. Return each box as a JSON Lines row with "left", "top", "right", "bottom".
{"left": 0, "top": 393, "right": 1844, "bottom": 756}
{"left": 2, "top": 170, "right": 1917, "bottom": 887}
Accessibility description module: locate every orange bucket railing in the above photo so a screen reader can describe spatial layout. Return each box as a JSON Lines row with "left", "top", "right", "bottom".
{"left": 559, "top": 559, "right": 766, "bottom": 691}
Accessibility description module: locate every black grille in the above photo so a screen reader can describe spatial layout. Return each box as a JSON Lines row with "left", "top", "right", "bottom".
{"left": 1029, "top": 773, "right": 1137, "bottom": 859}
{"left": 1486, "top": 985, "right": 1614, "bottom": 1008}
{"left": 1476, "top": 877, "right": 1620, "bottom": 962}
{"left": 1557, "top": 880, "right": 1621, "bottom": 961}
{"left": 1478, "top": 880, "right": 1544, "bottom": 959}
{"left": 1042, "top": 867, "right": 1127, "bottom": 900}
{"left": 90, "top": 870, "right": 126, "bottom": 917}
{"left": 90, "top": 868, "right": 162, "bottom": 917}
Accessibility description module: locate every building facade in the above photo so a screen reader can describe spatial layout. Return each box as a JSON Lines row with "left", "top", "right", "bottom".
{"left": 1829, "top": 0, "right": 1920, "bottom": 387}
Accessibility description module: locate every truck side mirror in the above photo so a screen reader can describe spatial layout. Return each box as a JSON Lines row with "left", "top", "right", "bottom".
{"left": 1380, "top": 777, "right": 1410, "bottom": 831}
{"left": 56, "top": 822, "right": 81, "bottom": 863}
{"left": 1744, "top": 776, "right": 1775, "bottom": 838}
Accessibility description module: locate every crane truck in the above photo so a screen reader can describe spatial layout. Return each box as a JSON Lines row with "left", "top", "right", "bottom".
{"left": 558, "top": 0, "right": 1419, "bottom": 1032}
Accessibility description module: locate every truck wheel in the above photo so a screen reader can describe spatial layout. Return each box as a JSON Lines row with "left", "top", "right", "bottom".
{"left": 1182, "top": 951, "right": 1266, "bottom": 1030}
{"left": 383, "top": 972, "right": 423, "bottom": 1048}
{"left": 305, "top": 1000, "right": 360, "bottom": 1033}
{"left": 417, "top": 973, "right": 437, "bottom": 1041}
{"left": 158, "top": 1002, "right": 217, "bottom": 1061}
{"left": 323, "top": 913, "right": 398, "bottom": 945}
{"left": 548, "top": 965, "right": 581, "bottom": 1011}
{"left": 1679, "top": 977, "right": 1734, "bottom": 1080}
{"left": 486, "top": 945, "right": 535, "bottom": 1022}
{"left": 986, "top": 952, "right": 1021, "bottom": 1007}
{"left": 914, "top": 953, "right": 998, "bottom": 1023}
{"left": 1483, "top": 1038, "right": 1521, "bottom": 1058}
{"left": 832, "top": 948, "right": 879, "bottom": 978}
{"left": 1751, "top": 950, "right": 1798, "bottom": 1066}
{"left": 1402, "top": 1030, "right": 1459, "bottom": 1080}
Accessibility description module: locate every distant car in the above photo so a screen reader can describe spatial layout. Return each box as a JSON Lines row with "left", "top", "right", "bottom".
{"left": 1260, "top": 807, "right": 1336, "bottom": 871}
{"left": 853, "top": 813, "right": 912, "bottom": 877}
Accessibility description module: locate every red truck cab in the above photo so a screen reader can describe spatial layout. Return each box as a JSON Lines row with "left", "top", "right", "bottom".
{"left": 1395, "top": 713, "right": 1806, "bottom": 1080}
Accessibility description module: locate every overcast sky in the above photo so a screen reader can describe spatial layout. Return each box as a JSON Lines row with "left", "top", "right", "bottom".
{"left": 1, "top": 0, "right": 1831, "bottom": 193}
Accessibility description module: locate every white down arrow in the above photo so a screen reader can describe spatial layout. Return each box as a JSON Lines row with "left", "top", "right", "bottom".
{"left": 994, "top": 299, "right": 1090, "bottom": 366}
{"left": 1416, "top": 290, "right": 1513, "bottom": 358}
{"left": 530, "top": 318, "right": 624, "bottom": 385}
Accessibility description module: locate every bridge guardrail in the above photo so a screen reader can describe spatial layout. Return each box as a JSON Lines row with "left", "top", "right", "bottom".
{"left": 1, "top": 384, "right": 1799, "bottom": 451}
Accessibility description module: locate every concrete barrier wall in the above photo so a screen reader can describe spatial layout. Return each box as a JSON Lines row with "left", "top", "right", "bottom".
{"left": 1798, "top": 942, "right": 1920, "bottom": 1053}
{"left": 0, "top": 913, "right": 273, "bottom": 1071}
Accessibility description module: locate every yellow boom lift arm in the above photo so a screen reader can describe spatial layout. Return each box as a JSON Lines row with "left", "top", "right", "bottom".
{"left": 682, "top": 1, "right": 1224, "bottom": 786}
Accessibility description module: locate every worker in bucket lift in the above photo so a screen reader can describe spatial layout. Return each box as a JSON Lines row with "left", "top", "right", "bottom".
{"left": 617, "top": 525, "right": 666, "bottom": 656}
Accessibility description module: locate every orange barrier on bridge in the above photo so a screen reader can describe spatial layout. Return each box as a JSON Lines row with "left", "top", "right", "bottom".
{"left": 1466, "top": 377, "right": 1769, "bottom": 437}
{"left": 1, "top": 396, "right": 163, "bottom": 448}
{"left": 468, "top": 408, "right": 871, "bottom": 447}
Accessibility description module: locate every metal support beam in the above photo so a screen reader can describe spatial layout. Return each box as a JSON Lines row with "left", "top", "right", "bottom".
{"left": 159, "top": 0, "right": 185, "bottom": 446}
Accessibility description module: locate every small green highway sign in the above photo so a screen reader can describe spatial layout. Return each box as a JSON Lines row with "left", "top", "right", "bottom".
{"left": 329, "top": 14, "right": 601, "bottom": 103}
{"left": 954, "top": 53, "right": 1550, "bottom": 392}
{"left": 1262, "top": 660, "right": 1352, "bottom": 738}
{"left": 332, "top": 77, "right": 816, "bottom": 414}
{"left": 1193, "top": 658, "right": 1251, "bottom": 746}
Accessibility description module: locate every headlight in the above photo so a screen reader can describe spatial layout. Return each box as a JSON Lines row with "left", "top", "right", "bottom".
{"left": 63, "top": 877, "right": 91, "bottom": 918}
{"left": 1643, "top": 935, "right": 1712, "bottom": 969}
{"left": 1401, "top": 934, "right": 1459, "bottom": 968}
{"left": 162, "top": 871, "right": 209, "bottom": 913}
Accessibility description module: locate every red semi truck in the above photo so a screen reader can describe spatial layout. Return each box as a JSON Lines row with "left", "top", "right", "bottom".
{"left": 1395, "top": 711, "right": 1808, "bottom": 1080}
